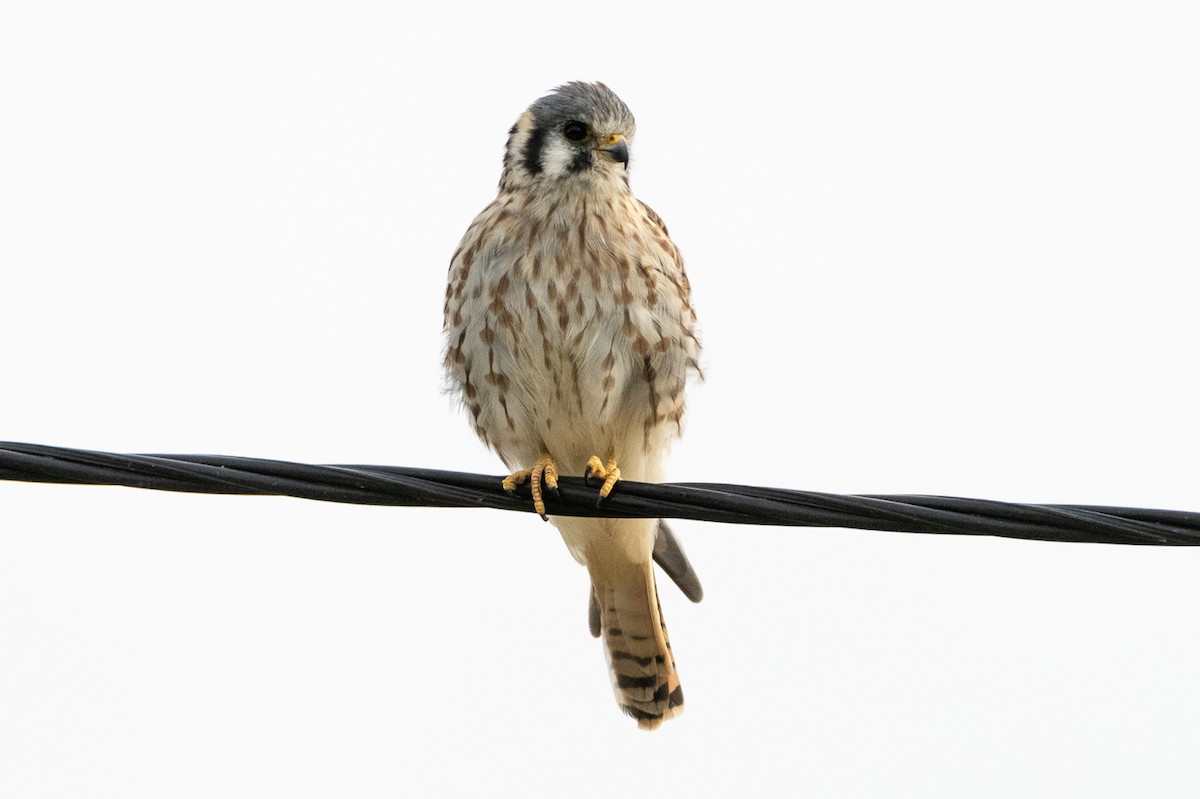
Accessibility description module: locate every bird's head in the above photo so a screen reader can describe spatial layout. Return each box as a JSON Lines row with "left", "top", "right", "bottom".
{"left": 501, "top": 82, "right": 637, "bottom": 191}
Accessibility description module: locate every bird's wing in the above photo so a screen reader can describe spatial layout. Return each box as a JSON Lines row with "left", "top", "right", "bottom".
{"left": 653, "top": 520, "right": 703, "bottom": 603}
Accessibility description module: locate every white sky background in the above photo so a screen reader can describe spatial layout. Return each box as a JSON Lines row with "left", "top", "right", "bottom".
{"left": 2, "top": 0, "right": 1199, "bottom": 795}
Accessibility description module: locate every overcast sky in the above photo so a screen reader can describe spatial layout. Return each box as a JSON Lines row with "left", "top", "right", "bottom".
{"left": 3, "top": 1, "right": 1199, "bottom": 796}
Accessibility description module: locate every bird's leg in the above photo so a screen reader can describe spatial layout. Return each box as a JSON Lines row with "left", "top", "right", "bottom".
{"left": 584, "top": 455, "right": 621, "bottom": 507}
{"left": 502, "top": 454, "right": 560, "bottom": 520}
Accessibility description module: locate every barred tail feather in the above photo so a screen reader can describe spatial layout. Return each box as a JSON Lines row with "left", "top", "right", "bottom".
{"left": 594, "top": 564, "right": 683, "bottom": 730}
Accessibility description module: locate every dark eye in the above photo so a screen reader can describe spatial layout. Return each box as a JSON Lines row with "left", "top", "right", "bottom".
{"left": 563, "top": 121, "right": 588, "bottom": 142}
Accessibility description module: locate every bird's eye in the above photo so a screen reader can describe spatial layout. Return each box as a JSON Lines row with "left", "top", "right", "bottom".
{"left": 563, "top": 121, "right": 588, "bottom": 142}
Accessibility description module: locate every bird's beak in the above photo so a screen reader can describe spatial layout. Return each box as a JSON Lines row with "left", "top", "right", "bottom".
{"left": 599, "top": 134, "right": 629, "bottom": 168}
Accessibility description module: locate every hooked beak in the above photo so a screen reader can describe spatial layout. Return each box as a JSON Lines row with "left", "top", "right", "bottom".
{"left": 599, "top": 134, "right": 629, "bottom": 168}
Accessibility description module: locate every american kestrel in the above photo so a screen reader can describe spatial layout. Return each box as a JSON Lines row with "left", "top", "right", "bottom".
{"left": 443, "top": 82, "right": 702, "bottom": 729}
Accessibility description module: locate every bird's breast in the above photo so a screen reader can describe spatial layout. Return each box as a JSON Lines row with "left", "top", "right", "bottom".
{"left": 444, "top": 191, "right": 697, "bottom": 473}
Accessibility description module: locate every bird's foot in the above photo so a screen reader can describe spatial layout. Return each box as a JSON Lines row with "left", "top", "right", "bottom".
{"left": 502, "top": 455, "right": 560, "bottom": 520}
{"left": 584, "top": 455, "right": 621, "bottom": 507}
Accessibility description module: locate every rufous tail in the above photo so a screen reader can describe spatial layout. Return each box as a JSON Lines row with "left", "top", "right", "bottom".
{"left": 592, "top": 563, "right": 683, "bottom": 730}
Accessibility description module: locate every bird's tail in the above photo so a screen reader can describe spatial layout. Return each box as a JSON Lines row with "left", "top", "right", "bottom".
{"left": 592, "top": 563, "right": 683, "bottom": 730}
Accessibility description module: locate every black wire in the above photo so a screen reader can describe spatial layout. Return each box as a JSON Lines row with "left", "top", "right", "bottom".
{"left": 2, "top": 441, "right": 1199, "bottom": 545}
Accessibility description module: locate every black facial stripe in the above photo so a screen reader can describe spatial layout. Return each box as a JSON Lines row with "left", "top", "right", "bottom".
{"left": 568, "top": 149, "right": 592, "bottom": 173}
{"left": 522, "top": 125, "right": 548, "bottom": 175}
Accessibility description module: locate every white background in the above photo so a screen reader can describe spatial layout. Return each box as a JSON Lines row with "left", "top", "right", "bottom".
{"left": 2, "top": 1, "right": 1199, "bottom": 796}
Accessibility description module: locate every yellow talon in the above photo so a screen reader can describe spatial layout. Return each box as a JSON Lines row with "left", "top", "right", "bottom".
{"left": 584, "top": 455, "right": 621, "bottom": 505}
{"left": 503, "top": 455, "right": 559, "bottom": 519}
{"left": 501, "top": 470, "right": 529, "bottom": 493}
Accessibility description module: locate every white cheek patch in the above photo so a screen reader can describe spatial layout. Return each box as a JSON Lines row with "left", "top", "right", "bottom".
{"left": 540, "top": 137, "right": 581, "bottom": 178}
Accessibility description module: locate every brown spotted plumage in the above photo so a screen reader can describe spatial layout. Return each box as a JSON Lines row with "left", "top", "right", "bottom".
{"left": 443, "top": 82, "right": 702, "bottom": 729}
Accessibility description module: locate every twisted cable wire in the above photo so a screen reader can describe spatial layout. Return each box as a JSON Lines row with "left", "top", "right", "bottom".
{"left": 2, "top": 441, "right": 1198, "bottom": 545}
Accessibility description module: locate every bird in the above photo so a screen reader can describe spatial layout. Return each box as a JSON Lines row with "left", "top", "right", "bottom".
{"left": 442, "top": 82, "right": 703, "bottom": 729}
